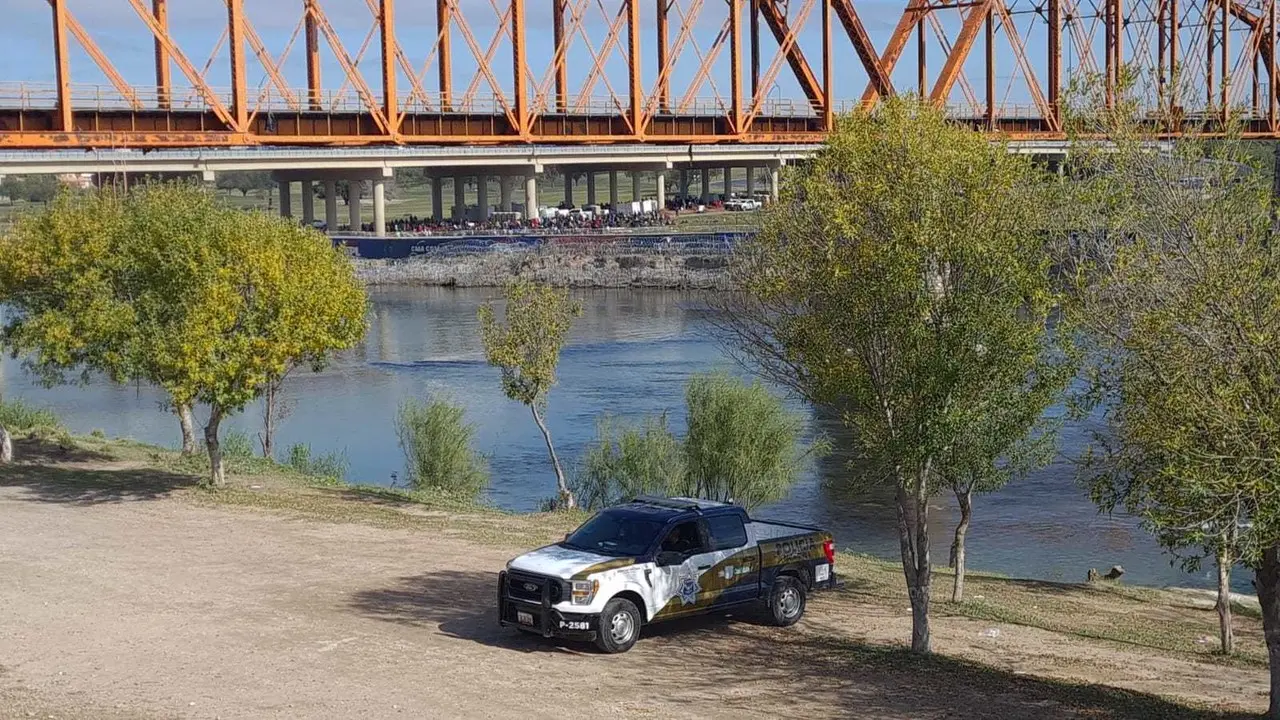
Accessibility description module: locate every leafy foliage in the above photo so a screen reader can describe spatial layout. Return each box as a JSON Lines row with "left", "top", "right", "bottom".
{"left": 718, "top": 97, "right": 1069, "bottom": 652}
{"left": 1, "top": 175, "right": 61, "bottom": 205}
{"left": 214, "top": 171, "right": 272, "bottom": 198}
{"left": 478, "top": 280, "right": 582, "bottom": 507}
{"left": 572, "top": 413, "right": 685, "bottom": 510}
{"left": 285, "top": 443, "right": 350, "bottom": 482}
{"left": 0, "top": 398, "right": 60, "bottom": 432}
{"left": 683, "top": 373, "right": 828, "bottom": 510}
{"left": 0, "top": 183, "right": 368, "bottom": 486}
{"left": 395, "top": 397, "right": 488, "bottom": 499}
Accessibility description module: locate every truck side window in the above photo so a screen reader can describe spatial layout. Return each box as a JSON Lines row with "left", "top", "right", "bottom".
{"left": 660, "top": 521, "right": 706, "bottom": 556}
{"left": 706, "top": 514, "right": 748, "bottom": 551}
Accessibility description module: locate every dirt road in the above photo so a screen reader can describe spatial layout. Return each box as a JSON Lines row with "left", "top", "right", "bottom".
{"left": 0, "top": 481, "right": 1265, "bottom": 719}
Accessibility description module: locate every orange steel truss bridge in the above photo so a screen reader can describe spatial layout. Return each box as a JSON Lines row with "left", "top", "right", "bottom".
{"left": 3, "top": 0, "right": 1280, "bottom": 149}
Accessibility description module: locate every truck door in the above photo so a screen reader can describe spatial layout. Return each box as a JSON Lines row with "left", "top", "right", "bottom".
{"left": 703, "top": 513, "right": 759, "bottom": 607}
{"left": 651, "top": 519, "right": 717, "bottom": 617}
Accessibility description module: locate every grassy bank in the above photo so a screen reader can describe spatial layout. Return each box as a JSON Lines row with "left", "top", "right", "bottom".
{"left": 0, "top": 427, "right": 1265, "bottom": 716}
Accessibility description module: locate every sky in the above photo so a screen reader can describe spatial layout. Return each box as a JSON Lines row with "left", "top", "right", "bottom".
{"left": 0, "top": 0, "right": 1256, "bottom": 115}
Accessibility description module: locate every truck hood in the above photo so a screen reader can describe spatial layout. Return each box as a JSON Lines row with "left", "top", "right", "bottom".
{"left": 507, "top": 544, "right": 637, "bottom": 580}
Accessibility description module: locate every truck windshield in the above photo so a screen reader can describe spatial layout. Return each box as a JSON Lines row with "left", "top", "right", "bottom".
{"left": 562, "top": 512, "right": 665, "bottom": 557}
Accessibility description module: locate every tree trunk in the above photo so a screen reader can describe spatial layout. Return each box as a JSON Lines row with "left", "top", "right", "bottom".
{"left": 896, "top": 469, "right": 932, "bottom": 654}
{"left": 204, "top": 407, "right": 226, "bottom": 488}
{"left": 0, "top": 423, "right": 11, "bottom": 464}
{"left": 1257, "top": 546, "right": 1280, "bottom": 718}
{"left": 261, "top": 382, "right": 275, "bottom": 459}
{"left": 530, "top": 404, "right": 575, "bottom": 509}
{"left": 177, "top": 403, "right": 197, "bottom": 456}
{"left": 1217, "top": 547, "right": 1234, "bottom": 655}
{"left": 950, "top": 486, "right": 973, "bottom": 603}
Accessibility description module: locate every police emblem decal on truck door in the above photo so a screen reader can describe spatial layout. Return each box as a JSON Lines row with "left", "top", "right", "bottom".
{"left": 678, "top": 575, "right": 700, "bottom": 605}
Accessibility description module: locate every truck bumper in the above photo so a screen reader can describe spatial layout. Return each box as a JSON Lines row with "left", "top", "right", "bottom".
{"left": 497, "top": 570, "right": 599, "bottom": 641}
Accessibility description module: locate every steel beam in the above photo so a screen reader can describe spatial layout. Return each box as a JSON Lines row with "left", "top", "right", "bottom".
{"left": 438, "top": 0, "right": 452, "bottom": 111}
{"left": 657, "top": 0, "right": 670, "bottom": 113}
{"left": 750, "top": 0, "right": 761, "bottom": 97}
{"left": 732, "top": 0, "right": 744, "bottom": 131}
{"left": 985, "top": 7, "right": 994, "bottom": 129}
{"left": 228, "top": 0, "right": 248, "bottom": 131}
{"left": 554, "top": 0, "right": 568, "bottom": 112}
{"left": 51, "top": 0, "right": 72, "bottom": 132}
{"left": 306, "top": 0, "right": 322, "bottom": 110}
{"left": 931, "top": 1, "right": 990, "bottom": 104}
{"left": 1049, "top": 0, "right": 1060, "bottom": 121}
{"left": 628, "top": 0, "right": 642, "bottom": 135}
{"left": 863, "top": 0, "right": 927, "bottom": 104}
{"left": 756, "top": 0, "right": 824, "bottom": 109}
{"left": 153, "top": 0, "right": 171, "bottom": 109}
{"left": 513, "top": 0, "right": 528, "bottom": 133}
{"left": 822, "top": 0, "right": 832, "bottom": 130}
{"left": 830, "top": 0, "right": 893, "bottom": 101}
{"left": 381, "top": 0, "right": 399, "bottom": 135}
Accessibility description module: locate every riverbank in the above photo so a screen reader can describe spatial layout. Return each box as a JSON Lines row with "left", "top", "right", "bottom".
{"left": 0, "top": 430, "right": 1267, "bottom": 719}
{"left": 353, "top": 248, "right": 733, "bottom": 289}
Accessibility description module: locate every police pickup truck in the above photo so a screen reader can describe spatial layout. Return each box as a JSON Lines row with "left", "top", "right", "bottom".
{"left": 498, "top": 496, "right": 837, "bottom": 653}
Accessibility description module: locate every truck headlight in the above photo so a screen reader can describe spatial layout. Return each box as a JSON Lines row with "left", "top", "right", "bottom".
{"left": 571, "top": 579, "right": 598, "bottom": 605}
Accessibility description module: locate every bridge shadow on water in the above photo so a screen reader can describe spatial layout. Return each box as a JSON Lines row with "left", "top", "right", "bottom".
{"left": 0, "top": 437, "right": 197, "bottom": 505}
{"left": 346, "top": 568, "right": 1250, "bottom": 720}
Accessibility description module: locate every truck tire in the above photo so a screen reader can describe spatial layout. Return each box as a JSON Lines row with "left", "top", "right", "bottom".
{"left": 595, "top": 597, "right": 642, "bottom": 654}
{"left": 768, "top": 575, "right": 806, "bottom": 627}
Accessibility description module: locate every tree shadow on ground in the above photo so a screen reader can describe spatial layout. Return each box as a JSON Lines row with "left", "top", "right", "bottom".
{"left": 0, "top": 438, "right": 196, "bottom": 505}
{"left": 348, "top": 569, "right": 1256, "bottom": 720}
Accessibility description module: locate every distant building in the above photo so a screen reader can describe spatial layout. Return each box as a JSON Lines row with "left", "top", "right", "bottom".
{"left": 56, "top": 173, "right": 94, "bottom": 190}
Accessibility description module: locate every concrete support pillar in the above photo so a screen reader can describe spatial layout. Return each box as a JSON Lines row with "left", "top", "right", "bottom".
{"left": 477, "top": 176, "right": 490, "bottom": 221}
{"left": 722, "top": 167, "right": 732, "bottom": 197}
{"left": 586, "top": 171, "right": 597, "bottom": 205}
{"left": 453, "top": 176, "right": 466, "bottom": 222}
{"left": 348, "top": 181, "right": 362, "bottom": 230}
{"left": 431, "top": 177, "right": 444, "bottom": 222}
{"left": 609, "top": 170, "right": 619, "bottom": 207}
{"left": 564, "top": 173, "right": 574, "bottom": 207}
{"left": 745, "top": 167, "right": 756, "bottom": 197}
{"left": 373, "top": 179, "right": 387, "bottom": 236}
{"left": 500, "top": 176, "right": 513, "bottom": 212}
{"left": 300, "top": 180, "right": 315, "bottom": 225}
{"left": 769, "top": 163, "right": 781, "bottom": 203}
{"left": 656, "top": 172, "right": 665, "bottom": 210}
{"left": 632, "top": 171, "right": 642, "bottom": 201}
{"left": 700, "top": 168, "right": 710, "bottom": 205}
{"left": 278, "top": 180, "right": 293, "bottom": 219}
{"left": 324, "top": 180, "right": 338, "bottom": 231}
{"left": 524, "top": 171, "right": 538, "bottom": 218}
{"left": 680, "top": 169, "right": 690, "bottom": 197}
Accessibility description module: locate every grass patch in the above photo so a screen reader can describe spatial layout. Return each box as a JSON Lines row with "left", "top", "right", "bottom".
{"left": 0, "top": 398, "right": 61, "bottom": 433}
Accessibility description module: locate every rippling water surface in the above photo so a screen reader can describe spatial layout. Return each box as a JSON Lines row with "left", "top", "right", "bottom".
{"left": 2, "top": 287, "right": 1225, "bottom": 589}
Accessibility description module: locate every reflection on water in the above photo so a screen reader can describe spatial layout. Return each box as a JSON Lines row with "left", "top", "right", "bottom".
{"left": 1, "top": 287, "right": 1229, "bottom": 589}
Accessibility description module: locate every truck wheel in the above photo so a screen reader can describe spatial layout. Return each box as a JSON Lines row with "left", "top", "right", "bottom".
{"left": 595, "top": 597, "right": 641, "bottom": 654}
{"left": 768, "top": 576, "right": 806, "bottom": 627}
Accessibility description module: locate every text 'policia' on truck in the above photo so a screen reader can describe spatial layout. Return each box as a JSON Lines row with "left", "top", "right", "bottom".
{"left": 498, "top": 496, "right": 838, "bottom": 653}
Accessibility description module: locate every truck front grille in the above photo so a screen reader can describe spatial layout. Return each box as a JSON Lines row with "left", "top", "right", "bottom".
{"left": 505, "top": 571, "right": 562, "bottom": 604}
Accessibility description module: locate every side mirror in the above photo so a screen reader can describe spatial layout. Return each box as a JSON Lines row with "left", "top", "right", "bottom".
{"left": 655, "top": 551, "right": 684, "bottom": 567}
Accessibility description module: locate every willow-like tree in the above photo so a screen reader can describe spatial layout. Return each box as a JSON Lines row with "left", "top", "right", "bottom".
{"left": 1058, "top": 91, "right": 1280, "bottom": 682}
{"left": 717, "top": 97, "right": 1070, "bottom": 653}
{"left": 479, "top": 281, "right": 582, "bottom": 509}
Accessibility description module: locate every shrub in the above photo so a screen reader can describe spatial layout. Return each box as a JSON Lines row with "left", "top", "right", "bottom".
{"left": 220, "top": 430, "right": 256, "bottom": 460}
{"left": 284, "top": 443, "right": 349, "bottom": 482}
{"left": 0, "top": 398, "right": 60, "bottom": 432}
{"left": 395, "top": 397, "right": 488, "bottom": 500}
{"left": 682, "top": 373, "right": 829, "bottom": 510}
{"left": 572, "top": 414, "right": 685, "bottom": 510}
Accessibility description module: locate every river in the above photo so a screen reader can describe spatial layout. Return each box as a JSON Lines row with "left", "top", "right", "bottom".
{"left": 1, "top": 286, "right": 1221, "bottom": 590}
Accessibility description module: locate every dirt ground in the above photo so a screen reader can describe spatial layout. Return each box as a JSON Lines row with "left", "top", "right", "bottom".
{"left": 0, "top": 459, "right": 1269, "bottom": 719}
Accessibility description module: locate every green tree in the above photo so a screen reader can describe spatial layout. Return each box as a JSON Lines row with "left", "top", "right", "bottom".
{"left": 1, "top": 175, "right": 60, "bottom": 205}
{"left": 682, "top": 373, "right": 827, "bottom": 510}
{"left": 215, "top": 171, "right": 272, "bottom": 198}
{"left": 1057, "top": 94, "right": 1280, "bottom": 673}
{"left": 717, "top": 97, "right": 1068, "bottom": 653}
{"left": 573, "top": 414, "right": 685, "bottom": 510}
{"left": 395, "top": 396, "right": 489, "bottom": 499}
{"left": 478, "top": 281, "right": 582, "bottom": 509}
{"left": 0, "top": 184, "right": 367, "bottom": 485}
